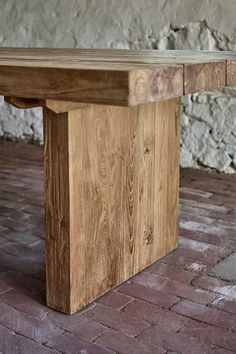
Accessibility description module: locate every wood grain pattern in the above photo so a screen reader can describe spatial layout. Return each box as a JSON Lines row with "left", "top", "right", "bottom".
{"left": 0, "top": 48, "right": 235, "bottom": 105}
{"left": 43, "top": 98, "right": 180, "bottom": 314}
{"left": 227, "top": 60, "right": 236, "bottom": 86}
{"left": 184, "top": 62, "right": 226, "bottom": 94}
{"left": 43, "top": 108, "right": 71, "bottom": 312}
{"left": 0, "top": 64, "right": 183, "bottom": 106}
{"left": 0, "top": 66, "right": 130, "bottom": 106}
{"left": 129, "top": 67, "right": 183, "bottom": 105}
{"left": 5, "top": 96, "right": 88, "bottom": 113}
{"left": 0, "top": 48, "right": 236, "bottom": 63}
{"left": 4, "top": 96, "right": 44, "bottom": 109}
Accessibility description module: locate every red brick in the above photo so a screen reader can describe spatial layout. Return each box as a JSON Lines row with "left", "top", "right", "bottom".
{"left": 180, "top": 321, "right": 236, "bottom": 352}
{"left": 96, "top": 329, "right": 165, "bottom": 354}
{"left": 0, "top": 271, "right": 44, "bottom": 294}
{"left": 192, "top": 275, "right": 236, "bottom": 298}
{"left": 131, "top": 271, "right": 215, "bottom": 304}
{"left": 46, "top": 332, "right": 115, "bottom": 354}
{"left": 162, "top": 252, "right": 209, "bottom": 273}
{"left": 146, "top": 261, "right": 196, "bottom": 283}
{"left": 123, "top": 299, "right": 188, "bottom": 332}
{"left": 1, "top": 230, "right": 40, "bottom": 245}
{"left": 180, "top": 198, "right": 231, "bottom": 213}
{"left": 0, "top": 289, "right": 51, "bottom": 317}
{"left": 0, "top": 303, "right": 63, "bottom": 343}
{"left": 179, "top": 219, "right": 234, "bottom": 240}
{"left": 180, "top": 228, "right": 236, "bottom": 251}
{"left": 172, "top": 299, "right": 236, "bottom": 330}
{"left": 207, "top": 348, "right": 235, "bottom": 354}
{"left": 179, "top": 236, "right": 230, "bottom": 259}
{"left": 96, "top": 290, "right": 132, "bottom": 309}
{"left": 0, "top": 216, "right": 34, "bottom": 232}
{"left": 137, "top": 325, "right": 211, "bottom": 354}
{"left": 177, "top": 245, "right": 226, "bottom": 266}
{"left": 180, "top": 187, "right": 213, "bottom": 198}
{"left": 0, "top": 251, "right": 44, "bottom": 278}
{"left": 0, "top": 278, "right": 12, "bottom": 294}
{"left": 48, "top": 311, "right": 107, "bottom": 341}
{"left": 210, "top": 295, "right": 236, "bottom": 315}
{"left": 119, "top": 282, "right": 179, "bottom": 308}
{"left": 0, "top": 324, "right": 59, "bottom": 354}
{"left": 84, "top": 303, "right": 149, "bottom": 337}
{"left": 179, "top": 191, "right": 217, "bottom": 204}
{"left": 181, "top": 213, "right": 236, "bottom": 236}
{"left": 0, "top": 241, "right": 44, "bottom": 263}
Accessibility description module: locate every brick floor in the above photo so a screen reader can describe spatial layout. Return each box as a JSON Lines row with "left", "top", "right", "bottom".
{"left": 0, "top": 141, "right": 236, "bottom": 354}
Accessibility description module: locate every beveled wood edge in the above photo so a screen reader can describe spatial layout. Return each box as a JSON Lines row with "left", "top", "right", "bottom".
{"left": 227, "top": 59, "right": 236, "bottom": 86}
{"left": 183, "top": 61, "right": 226, "bottom": 95}
{"left": 4, "top": 96, "right": 89, "bottom": 113}
{"left": 3, "top": 59, "right": 236, "bottom": 108}
{"left": 128, "top": 65, "right": 183, "bottom": 106}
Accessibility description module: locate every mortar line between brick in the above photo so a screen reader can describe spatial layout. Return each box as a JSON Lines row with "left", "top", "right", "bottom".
{"left": 0, "top": 323, "right": 63, "bottom": 354}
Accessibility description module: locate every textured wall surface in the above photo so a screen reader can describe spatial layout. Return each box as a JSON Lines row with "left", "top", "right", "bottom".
{"left": 0, "top": 0, "right": 236, "bottom": 172}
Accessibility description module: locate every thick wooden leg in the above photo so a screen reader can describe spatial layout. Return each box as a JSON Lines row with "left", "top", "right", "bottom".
{"left": 43, "top": 98, "right": 181, "bottom": 314}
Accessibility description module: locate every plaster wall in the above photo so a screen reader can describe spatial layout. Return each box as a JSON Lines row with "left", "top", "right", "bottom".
{"left": 1, "top": 0, "right": 236, "bottom": 172}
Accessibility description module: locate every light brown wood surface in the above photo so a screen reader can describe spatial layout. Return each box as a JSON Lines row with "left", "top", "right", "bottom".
{"left": 2, "top": 48, "right": 235, "bottom": 315}
{"left": 0, "top": 48, "right": 235, "bottom": 106}
{"left": 5, "top": 96, "right": 88, "bottom": 113}
{"left": 184, "top": 62, "right": 226, "bottom": 94}
{"left": 43, "top": 98, "right": 180, "bottom": 314}
{"left": 227, "top": 60, "right": 236, "bottom": 86}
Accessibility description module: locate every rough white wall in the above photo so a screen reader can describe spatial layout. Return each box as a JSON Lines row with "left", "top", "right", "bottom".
{"left": 0, "top": 0, "right": 236, "bottom": 172}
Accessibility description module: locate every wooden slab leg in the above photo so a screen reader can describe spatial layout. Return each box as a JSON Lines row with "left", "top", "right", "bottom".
{"left": 43, "top": 98, "right": 181, "bottom": 314}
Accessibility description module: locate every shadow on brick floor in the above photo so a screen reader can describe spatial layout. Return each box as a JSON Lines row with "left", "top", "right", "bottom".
{"left": 0, "top": 141, "right": 235, "bottom": 354}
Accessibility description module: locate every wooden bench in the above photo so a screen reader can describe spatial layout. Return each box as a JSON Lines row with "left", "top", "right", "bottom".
{"left": 0, "top": 48, "right": 235, "bottom": 314}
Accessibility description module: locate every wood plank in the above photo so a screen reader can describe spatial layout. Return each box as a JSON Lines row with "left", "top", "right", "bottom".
{"left": 43, "top": 108, "right": 71, "bottom": 312}
{"left": 0, "top": 48, "right": 236, "bottom": 64}
{"left": 184, "top": 62, "right": 226, "bottom": 94}
{"left": 45, "top": 100, "right": 89, "bottom": 113}
{"left": 4, "top": 96, "right": 44, "bottom": 109}
{"left": 44, "top": 98, "right": 180, "bottom": 314}
{"left": 129, "top": 66, "right": 183, "bottom": 105}
{"left": 5, "top": 96, "right": 88, "bottom": 113}
{"left": 155, "top": 99, "right": 180, "bottom": 253}
{"left": 0, "top": 65, "right": 183, "bottom": 106}
{"left": 0, "top": 66, "right": 130, "bottom": 106}
{"left": 227, "top": 60, "right": 236, "bottom": 86}
{"left": 1, "top": 48, "right": 235, "bottom": 105}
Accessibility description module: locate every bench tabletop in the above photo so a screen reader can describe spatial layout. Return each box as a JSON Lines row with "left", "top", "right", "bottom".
{"left": 0, "top": 48, "right": 235, "bottom": 106}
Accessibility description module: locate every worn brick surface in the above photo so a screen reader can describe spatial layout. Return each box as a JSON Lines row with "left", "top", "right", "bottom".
{"left": 118, "top": 282, "right": 179, "bottom": 308}
{"left": 84, "top": 303, "right": 149, "bottom": 337}
{"left": 180, "top": 321, "right": 236, "bottom": 352}
{"left": 210, "top": 295, "right": 236, "bottom": 315}
{"left": 137, "top": 326, "right": 212, "bottom": 354}
{"left": 96, "top": 290, "right": 132, "bottom": 309}
{"left": 131, "top": 271, "right": 216, "bottom": 304}
{"left": 46, "top": 332, "right": 116, "bottom": 354}
{"left": 146, "top": 261, "right": 197, "bottom": 283}
{"left": 0, "top": 303, "right": 64, "bottom": 343}
{"left": 0, "top": 141, "right": 236, "bottom": 353}
{"left": 48, "top": 311, "right": 107, "bottom": 341}
{"left": 123, "top": 299, "right": 188, "bottom": 331}
{"left": 0, "top": 324, "right": 60, "bottom": 354}
{"left": 172, "top": 299, "right": 236, "bottom": 330}
{"left": 207, "top": 348, "right": 235, "bottom": 354}
{"left": 0, "top": 288, "right": 51, "bottom": 317}
{"left": 96, "top": 329, "right": 165, "bottom": 354}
